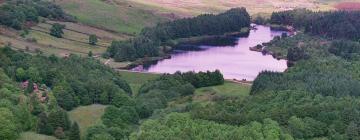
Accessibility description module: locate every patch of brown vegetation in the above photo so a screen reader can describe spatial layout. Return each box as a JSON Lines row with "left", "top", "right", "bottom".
{"left": 335, "top": 2, "right": 360, "bottom": 11}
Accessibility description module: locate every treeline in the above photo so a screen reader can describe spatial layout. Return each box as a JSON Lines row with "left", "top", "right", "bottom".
{"left": 132, "top": 113, "right": 293, "bottom": 140}
{"left": 270, "top": 9, "right": 360, "bottom": 40}
{"left": 329, "top": 40, "right": 360, "bottom": 60}
{"left": 105, "top": 8, "right": 251, "bottom": 61}
{"left": 0, "top": 46, "right": 131, "bottom": 111}
{"left": 37, "top": 108, "right": 80, "bottom": 139}
{"left": 0, "top": 0, "right": 71, "bottom": 30}
{"left": 173, "top": 70, "right": 224, "bottom": 88}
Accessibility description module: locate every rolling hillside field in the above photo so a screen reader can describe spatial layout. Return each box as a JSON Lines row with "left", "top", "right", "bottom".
{"left": 56, "top": 0, "right": 169, "bottom": 34}
{"left": 0, "top": 20, "right": 129, "bottom": 57}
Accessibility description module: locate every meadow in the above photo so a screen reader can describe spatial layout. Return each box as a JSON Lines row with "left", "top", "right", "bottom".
{"left": 18, "top": 132, "right": 57, "bottom": 140}
{"left": 195, "top": 81, "right": 250, "bottom": 97}
{"left": 118, "top": 71, "right": 160, "bottom": 95}
{"left": 56, "top": 0, "right": 167, "bottom": 35}
{"left": 0, "top": 20, "right": 128, "bottom": 57}
{"left": 68, "top": 104, "right": 107, "bottom": 139}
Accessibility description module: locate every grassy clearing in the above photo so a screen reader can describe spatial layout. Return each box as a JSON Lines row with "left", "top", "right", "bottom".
{"left": 18, "top": 132, "right": 57, "bottom": 140}
{"left": 195, "top": 81, "right": 250, "bottom": 97}
{"left": 68, "top": 104, "right": 107, "bottom": 139}
{"left": 118, "top": 71, "right": 160, "bottom": 95}
{"left": 57, "top": 0, "right": 167, "bottom": 34}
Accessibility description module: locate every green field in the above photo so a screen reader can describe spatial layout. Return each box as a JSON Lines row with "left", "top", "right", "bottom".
{"left": 118, "top": 71, "right": 160, "bottom": 95}
{"left": 18, "top": 132, "right": 57, "bottom": 140}
{"left": 68, "top": 104, "right": 107, "bottom": 139}
{"left": 57, "top": 0, "right": 167, "bottom": 34}
{"left": 195, "top": 81, "right": 250, "bottom": 97}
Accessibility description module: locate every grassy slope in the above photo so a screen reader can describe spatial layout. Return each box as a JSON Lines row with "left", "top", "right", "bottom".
{"left": 68, "top": 104, "right": 107, "bottom": 139}
{"left": 118, "top": 71, "right": 160, "bottom": 95}
{"left": 0, "top": 19, "right": 128, "bottom": 57}
{"left": 57, "top": 0, "right": 167, "bottom": 35}
{"left": 18, "top": 132, "right": 58, "bottom": 140}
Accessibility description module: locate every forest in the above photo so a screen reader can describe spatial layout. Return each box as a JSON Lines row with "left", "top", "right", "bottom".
{"left": 270, "top": 9, "right": 360, "bottom": 40}
{"left": 0, "top": 0, "right": 72, "bottom": 30}
{"left": 0, "top": 45, "right": 226, "bottom": 139}
{"left": 105, "top": 8, "right": 251, "bottom": 61}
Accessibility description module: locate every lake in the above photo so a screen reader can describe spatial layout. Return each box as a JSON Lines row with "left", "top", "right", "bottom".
{"left": 133, "top": 25, "right": 288, "bottom": 81}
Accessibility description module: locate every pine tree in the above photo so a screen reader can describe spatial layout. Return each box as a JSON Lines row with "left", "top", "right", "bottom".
{"left": 50, "top": 23, "right": 65, "bottom": 38}
{"left": 26, "top": 80, "right": 34, "bottom": 94}
{"left": 69, "top": 122, "right": 80, "bottom": 140}
{"left": 48, "top": 109, "right": 71, "bottom": 131}
{"left": 88, "top": 51, "right": 93, "bottom": 57}
{"left": 37, "top": 112, "right": 54, "bottom": 135}
{"left": 89, "top": 34, "right": 98, "bottom": 45}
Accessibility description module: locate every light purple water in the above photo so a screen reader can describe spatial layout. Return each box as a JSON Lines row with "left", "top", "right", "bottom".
{"left": 137, "top": 25, "right": 288, "bottom": 81}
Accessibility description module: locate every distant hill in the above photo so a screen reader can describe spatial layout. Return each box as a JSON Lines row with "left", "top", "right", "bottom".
{"left": 127, "top": 0, "right": 338, "bottom": 16}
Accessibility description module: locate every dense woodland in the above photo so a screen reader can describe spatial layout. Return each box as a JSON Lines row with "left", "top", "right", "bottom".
{"left": 270, "top": 9, "right": 360, "bottom": 40}
{"left": 0, "top": 0, "right": 72, "bottom": 30}
{"left": 0, "top": 45, "right": 226, "bottom": 139}
{"left": 105, "top": 8, "right": 251, "bottom": 61}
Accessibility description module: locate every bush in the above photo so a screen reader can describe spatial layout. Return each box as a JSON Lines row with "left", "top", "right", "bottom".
{"left": 50, "top": 23, "right": 65, "bottom": 38}
{"left": 89, "top": 34, "right": 98, "bottom": 45}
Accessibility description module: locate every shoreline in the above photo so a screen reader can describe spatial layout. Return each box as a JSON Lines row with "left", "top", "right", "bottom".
{"left": 111, "top": 24, "right": 290, "bottom": 82}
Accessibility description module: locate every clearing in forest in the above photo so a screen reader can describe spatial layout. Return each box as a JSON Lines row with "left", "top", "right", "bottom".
{"left": 68, "top": 104, "right": 107, "bottom": 139}
{"left": 18, "top": 132, "right": 58, "bottom": 140}
{"left": 195, "top": 81, "right": 250, "bottom": 99}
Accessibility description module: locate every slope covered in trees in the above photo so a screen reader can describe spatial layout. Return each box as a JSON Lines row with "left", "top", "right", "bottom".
{"left": 0, "top": 68, "right": 32, "bottom": 140}
{"left": 270, "top": 9, "right": 360, "bottom": 40}
{"left": 0, "top": 0, "right": 71, "bottom": 30}
{"left": 219, "top": 33, "right": 360, "bottom": 139}
{"left": 127, "top": 30, "right": 360, "bottom": 139}
{"left": 0, "top": 46, "right": 131, "bottom": 111}
{"left": 0, "top": 45, "right": 135, "bottom": 139}
{"left": 105, "top": 8, "right": 251, "bottom": 61}
{"left": 132, "top": 113, "right": 292, "bottom": 140}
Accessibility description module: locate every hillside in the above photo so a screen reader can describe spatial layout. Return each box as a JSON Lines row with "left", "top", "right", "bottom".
{"left": 0, "top": 20, "right": 128, "bottom": 57}
{"left": 56, "top": 0, "right": 170, "bottom": 35}
{"left": 56, "top": 0, "right": 350, "bottom": 35}
{"left": 128, "top": 0, "right": 340, "bottom": 15}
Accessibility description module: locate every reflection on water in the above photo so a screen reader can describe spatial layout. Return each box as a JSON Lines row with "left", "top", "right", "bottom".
{"left": 133, "top": 25, "right": 288, "bottom": 81}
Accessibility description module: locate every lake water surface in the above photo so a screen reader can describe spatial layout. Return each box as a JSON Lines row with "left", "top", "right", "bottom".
{"left": 133, "top": 25, "right": 288, "bottom": 81}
